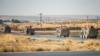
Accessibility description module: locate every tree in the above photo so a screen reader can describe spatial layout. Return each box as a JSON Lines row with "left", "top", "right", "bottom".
{"left": 0, "top": 20, "right": 3, "bottom": 24}
{"left": 11, "top": 19, "right": 21, "bottom": 23}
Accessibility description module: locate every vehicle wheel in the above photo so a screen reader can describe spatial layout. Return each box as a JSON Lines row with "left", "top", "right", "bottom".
{"left": 31, "top": 33, "right": 34, "bottom": 35}
{"left": 64, "top": 35, "right": 67, "bottom": 37}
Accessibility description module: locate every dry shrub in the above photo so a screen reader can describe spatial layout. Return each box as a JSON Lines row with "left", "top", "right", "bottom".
{"left": 34, "top": 46, "right": 50, "bottom": 51}
{"left": 0, "top": 46, "right": 5, "bottom": 52}
{"left": 50, "top": 45, "right": 66, "bottom": 51}
{"left": 63, "top": 39, "right": 79, "bottom": 46}
{"left": 0, "top": 34, "right": 16, "bottom": 43}
{"left": 84, "top": 40, "right": 100, "bottom": 46}
{"left": 31, "top": 45, "right": 51, "bottom": 51}
{"left": 0, "top": 34, "right": 36, "bottom": 52}
{"left": 83, "top": 39, "right": 100, "bottom": 51}
{"left": 63, "top": 39, "right": 100, "bottom": 51}
{"left": 0, "top": 34, "right": 32, "bottom": 43}
{"left": 63, "top": 39, "right": 80, "bottom": 51}
{"left": 9, "top": 23, "right": 39, "bottom": 31}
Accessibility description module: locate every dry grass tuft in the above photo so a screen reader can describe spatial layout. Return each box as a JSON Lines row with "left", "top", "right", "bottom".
{"left": 83, "top": 40, "right": 100, "bottom": 51}
{"left": 63, "top": 39, "right": 100, "bottom": 51}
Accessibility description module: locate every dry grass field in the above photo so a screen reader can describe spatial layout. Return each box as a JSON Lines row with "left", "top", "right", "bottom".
{"left": 0, "top": 34, "right": 100, "bottom": 52}
{"left": 0, "top": 20, "right": 99, "bottom": 31}
{"left": 7, "top": 20, "right": 100, "bottom": 31}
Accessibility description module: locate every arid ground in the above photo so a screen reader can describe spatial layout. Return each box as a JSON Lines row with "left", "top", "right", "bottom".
{"left": 0, "top": 20, "right": 99, "bottom": 31}
{"left": 0, "top": 34, "right": 100, "bottom": 52}
{"left": 0, "top": 20, "right": 100, "bottom": 52}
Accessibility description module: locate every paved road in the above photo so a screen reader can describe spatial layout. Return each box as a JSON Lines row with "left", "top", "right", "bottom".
{"left": 29, "top": 34, "right": 87, "bottom": 41}
{"left": 0, "top": 51, "right": 100, "bottom": 56}
{"left": 11, "top": 31, "right": 100, "bottom": 41}
{"left": 0, "top": 30, "right": 100, "bottom": 42}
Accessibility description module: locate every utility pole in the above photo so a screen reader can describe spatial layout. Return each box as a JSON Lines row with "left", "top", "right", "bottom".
{"left": 40, "top": 13, "right": 42, "bottom": 28}
{"left": 97, "top": 16, "right": 98, "bottom": 29}
{"left": 87, "top": 16, "right": 88, "bottom": 23}
{"left": 86, "top": 15, "right": 89, "bottom": 27}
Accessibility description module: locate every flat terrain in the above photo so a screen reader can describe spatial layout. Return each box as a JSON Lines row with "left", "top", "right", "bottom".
{"left": 0, "top": 33, "right": 100, "bottom": 52}
{"left": 0, "top": 51, "right": 100, "bottom": 56}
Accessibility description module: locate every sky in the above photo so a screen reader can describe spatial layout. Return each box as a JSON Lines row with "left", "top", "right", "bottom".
{"left": 0, "top": 0, "right": 100, "bottom": 15}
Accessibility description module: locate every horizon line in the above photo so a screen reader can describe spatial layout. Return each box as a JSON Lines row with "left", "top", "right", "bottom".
{"left": 0, "top": 14, "right": 100, "bottom": 16}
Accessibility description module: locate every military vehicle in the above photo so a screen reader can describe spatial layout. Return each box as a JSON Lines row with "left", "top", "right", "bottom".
{"left": 25, "top": 26, "right": 34, "bottom": 35}
{"left": 80, "top": 26, "right": 98, "bottom": 39}
{"left": 4, "top": 25, "right": 11, "bottom": 33}
{"left": 56, "top": 26, "right": 70, "bottom": 37}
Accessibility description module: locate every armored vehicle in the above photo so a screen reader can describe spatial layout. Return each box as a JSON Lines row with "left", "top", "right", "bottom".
{"left": 4, "top": 25, "right": 11, "bottom": 33}
{"left": 56, "top": 26, "right": 70, "bottom": 37}
{"left": 25, "top": 26, "right": 34, "bottom": 35}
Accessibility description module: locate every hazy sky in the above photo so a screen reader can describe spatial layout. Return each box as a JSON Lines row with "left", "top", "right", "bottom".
{"left": 0, "top": 0, "right": 100, "bottom": 15}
